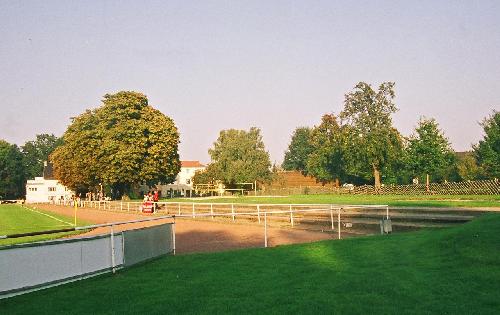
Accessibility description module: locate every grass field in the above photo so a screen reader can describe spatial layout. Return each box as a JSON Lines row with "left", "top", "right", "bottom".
{"left": 1, "top": 213, "right": 499, "bottom": 314}
{"left": 170, "top": 194, "right": 500, "bottom": 208}
{"left": 0, "top": 204, "right": 89, "bottom": 246}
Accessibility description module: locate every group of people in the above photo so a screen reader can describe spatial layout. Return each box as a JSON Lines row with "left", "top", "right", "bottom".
{"left": 143, "top": 190, "right": 159, "bottom": 203}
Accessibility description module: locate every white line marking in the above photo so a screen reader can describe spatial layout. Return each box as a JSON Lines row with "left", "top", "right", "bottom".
{"left": 21, "top": 206, "right": 74, "bottom": 227}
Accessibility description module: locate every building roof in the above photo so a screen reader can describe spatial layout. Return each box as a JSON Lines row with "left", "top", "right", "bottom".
{"left": 181, "top": 160, "right": 205, "bottom": 168}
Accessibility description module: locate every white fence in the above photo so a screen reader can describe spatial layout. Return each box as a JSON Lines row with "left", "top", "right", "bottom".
{"left": 0, "top": 221, "right": 173, "bottom": 298}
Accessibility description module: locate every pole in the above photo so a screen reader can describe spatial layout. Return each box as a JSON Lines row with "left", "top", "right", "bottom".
{"left": 192, "top": 203, "right": 195, "bottom": 218}
{"left": 74, "top": 200, "right": 77, "bottom": 226}
{"left": 264, "top": 211, "right": 268, "bottom": 248}
{"left": 210, "top": 203, "right": 214, "bottom": 220}
{"left": 172, "top": 216, "right": 176, "bottom": 255}
{"left": 178, "top": 203, "right": 181, "bottom": 215}
{"left": 127, "top": 202, "right": 130, "bottom": 212}
{"left": 386, "top": 206, "right": 389, "bottom": 220}
{"left": 110, "top": 224, "right": 116, "bottom": 274}
{"left": 254, "top": 180, "right": 257, "bottom": 196}
{"left": 257, "top": 205, "right": 261, "bottom": 223}
{"left": 330, "top": 205, "right": 334, "bottom": 230}
{"left": 338, "top": 208, "right": 341, "bottom": 240}
{"left": 120, "top": 202, "right": 123, "bottom": 211}
{"left": 290, "top": 205, "right": 294, "bottom": 227}
{"left": 231, "top": 203, "right": 235, "bottom": 222}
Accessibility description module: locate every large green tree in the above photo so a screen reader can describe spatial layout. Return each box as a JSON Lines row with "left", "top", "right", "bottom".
{"left": 199, "top": 127, "right": 272, "bottom": 186}
{"left": 474, "top": 111, "right": 500, "bottom": 179}
{"left": 0, "top": 140, "right": 25, "bottom": 199}
{"left": 282, "top": 127, "right": 313, "bottom": 174}
{"left": 21, "top": 134, "right": 62, "bottom": 179}
{"left": 305, "top": 114, "right": 346, "bottom": 183}
{"left": 339, "top": 82, "right": 404, "bottom": 189}
{"left": 406, "top": 117, "right": 455, "bottom": 189}
{"left": 50, "top": 91, "right": 180, "bottom": 196}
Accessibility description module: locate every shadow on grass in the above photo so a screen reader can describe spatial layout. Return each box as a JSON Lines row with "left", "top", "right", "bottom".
{"left": 1, "top": 215, "right": 500, "bottom": 314}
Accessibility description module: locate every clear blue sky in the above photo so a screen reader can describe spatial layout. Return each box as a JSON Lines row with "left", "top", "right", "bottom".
{"left": 1, "top": 1, "right": 499, "bottom": 164}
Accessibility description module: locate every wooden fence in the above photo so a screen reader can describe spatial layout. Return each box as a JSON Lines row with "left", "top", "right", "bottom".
{"left": 261, "top": 179, "right": 500, "bottom": 195}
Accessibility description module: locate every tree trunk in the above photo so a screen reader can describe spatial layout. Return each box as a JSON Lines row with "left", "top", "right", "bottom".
{"left": 426, "top": 174, "right": 430, "bottom": 192}
{"left": 373, "top": 165, "right": 381, "bottom": 193}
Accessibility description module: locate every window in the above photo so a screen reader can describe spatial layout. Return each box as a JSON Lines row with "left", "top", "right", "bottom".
{"left": 186, "top": 179, "right": 191, "bottom": 185}
{"left": 48, "top": 187, "right": 56, "bottom": 192}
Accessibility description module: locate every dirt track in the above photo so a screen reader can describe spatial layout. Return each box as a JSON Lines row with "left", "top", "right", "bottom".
{"left": 35, "top": 204, "right": 336, "bottom": 254}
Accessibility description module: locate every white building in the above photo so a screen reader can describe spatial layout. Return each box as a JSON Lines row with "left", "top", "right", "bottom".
{"left": 160, "top": 160, "right": 206, "bottom": 197}
{"left": 26, "top": 177, "right": 74, "bottom": 204}
{"left": 25, "top": 162, "right": 74, "bottom": 203}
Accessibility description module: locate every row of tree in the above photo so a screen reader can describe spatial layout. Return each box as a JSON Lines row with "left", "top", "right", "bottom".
{"left": 0, "top": 134, "right": 62, "bottom": 199}
{"left": 0, "top": 91, "right": 181, "bottom": 199}
{"left": 282, "top": 82, "right": 499, "bottom": 188}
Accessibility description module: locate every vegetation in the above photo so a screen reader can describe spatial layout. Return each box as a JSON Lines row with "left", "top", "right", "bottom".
{"left": 0, "top": 140, "right": 25, "bottom": 199}
{"left": 50, "top": 91, "right": 180, "bottom": 197}
{"left": 193, "top": 127, "right": 272, "bottom": 187}
{"left": 21, "top": 134, "right": 62, "bottom": 180}
{"left": 0, "top": 204, "right": 89, "bottom": 246}
{"left": 2, "top": 213, "right": 500, "bottom": 314}
{"left": 282, "top": 127, "right": 313, "bottom": 173}
{"left": 474, "top": 110, "right": 500, "bottom": 179}
{"left": 340, "top": 82, "right": 404, "bottom": 189}
{"left": 406, "top": 117, "right": 455, "bottom": 188}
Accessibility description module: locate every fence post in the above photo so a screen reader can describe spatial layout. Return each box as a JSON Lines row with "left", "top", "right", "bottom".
{"left": 110, "top": 224, "right": 116, "bottom": 274}
{"left": 210, "top": 203, "right": 214, "bottom": 220}
{"left": 290, "top": 205, "right": 294, "bottom": 227}
{"left": 330, "top": 205, "right": 334, "bottom": 230}
{"left": 172, "top": 216, "right": 176, "bottom": 255}
{"left": 120, "top": 202, "right": 123, "bottom": 211}
{"left": 338, "top": 208, "right": 341, "bottom": 240}
{"left": 386, "top": 206, "right": 389, "bottom": 220}
{"left": 192, "top": 203, "right": 195, "bottom": 218}
{"left": 257, "top": 205, "right": 261, "bottom": 223}
{"left": 231, "top": 203, "right": 235, "bottom": 222}
{"left": 178, "top": 203, "right": 181, "bottom": 215}
{"left": 127, "top": 202, "right": 130, "bottom": 212}
{"left": 264, "top": 211, "right": 268, "bottom": 248}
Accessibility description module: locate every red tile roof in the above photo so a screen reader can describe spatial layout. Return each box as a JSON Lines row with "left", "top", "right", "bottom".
{"left": 181, "top": 160, "right": 205, "bottom": 168}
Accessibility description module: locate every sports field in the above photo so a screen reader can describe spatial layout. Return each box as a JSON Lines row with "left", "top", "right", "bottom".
{"left": 1, "top": 212, "right": 499, "bottom": 314}
{"left": 0, "top": 204, "right": 88, "bottom": 246}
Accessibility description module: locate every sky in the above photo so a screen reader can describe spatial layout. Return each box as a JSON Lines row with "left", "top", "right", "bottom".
{"left": 1, "top": 0, "right": 499, "bottom": 164}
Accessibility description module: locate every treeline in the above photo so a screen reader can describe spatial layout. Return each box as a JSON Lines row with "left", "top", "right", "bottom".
{"left": 0, "top": 134, "right": 62, "bottom": 199}
{"left": 283, "top": 82, "right": 499, "bottom": 188}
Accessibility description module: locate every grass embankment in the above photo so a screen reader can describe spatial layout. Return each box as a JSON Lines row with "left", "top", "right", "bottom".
{"left": 172, "top": 194, "right": 500, "bottom": 208}
{"left": 2, "top": 213, "right": 500, "bottom": 314}
{"left": 0, "top": 204, "right": 90, "bottom": 246}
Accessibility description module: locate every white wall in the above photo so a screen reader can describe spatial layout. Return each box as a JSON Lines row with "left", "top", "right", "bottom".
{"left": 26, "top": 177, "right": 73, "bottom": 203}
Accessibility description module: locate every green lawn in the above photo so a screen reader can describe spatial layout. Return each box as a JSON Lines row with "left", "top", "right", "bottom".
{"left": 0, "top": 204, "right": 89, "bottom": 246}
{"left": 2, "top": 213, "right": 499, "bottom": 314}
{"left": 169, "top": 194, "right": 500, "bottom": 208}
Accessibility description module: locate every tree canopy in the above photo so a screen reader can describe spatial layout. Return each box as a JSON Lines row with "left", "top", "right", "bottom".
{"left": 406, "top": 117, "right": 455, "bottom": 185}
{"left": 196, "top": 127, "right": 272, "bottom": 186}
{"left": 50, "top": 91, "right": 180, "bottom": 196}
{"left": 474, "top": 111, "right": 500, "bottom": 179}
{"left": 21, "top": 134, "right": 62, "bottom": 180}
{"left": 0, "top": 140, "right": 25, "bottom": 199}
{"left": 339, "top": 82, "right": 404, "bottom": 188}
{"left": 306, "top": 114, "right": 346, "bottom": 183}
{"left": 282, "top": 127, "right": 313, "bottom": 173}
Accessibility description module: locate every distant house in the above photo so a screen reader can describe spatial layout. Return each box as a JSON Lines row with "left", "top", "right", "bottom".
{"left": 159, "top": 160, "right": 206, "bottom": 197}
{"left": 25, "top": 162, "right": 74, "bottom": 204}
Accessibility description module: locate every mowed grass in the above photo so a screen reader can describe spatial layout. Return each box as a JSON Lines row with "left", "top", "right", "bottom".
{"left": 174, "top": 194, "right": 500, "bottom": 208}
{"left": 0, "top": 204, "right": 89, "bottom": 246}
{"left": 2, "top": 214, "right": 500, "bottom": 314}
